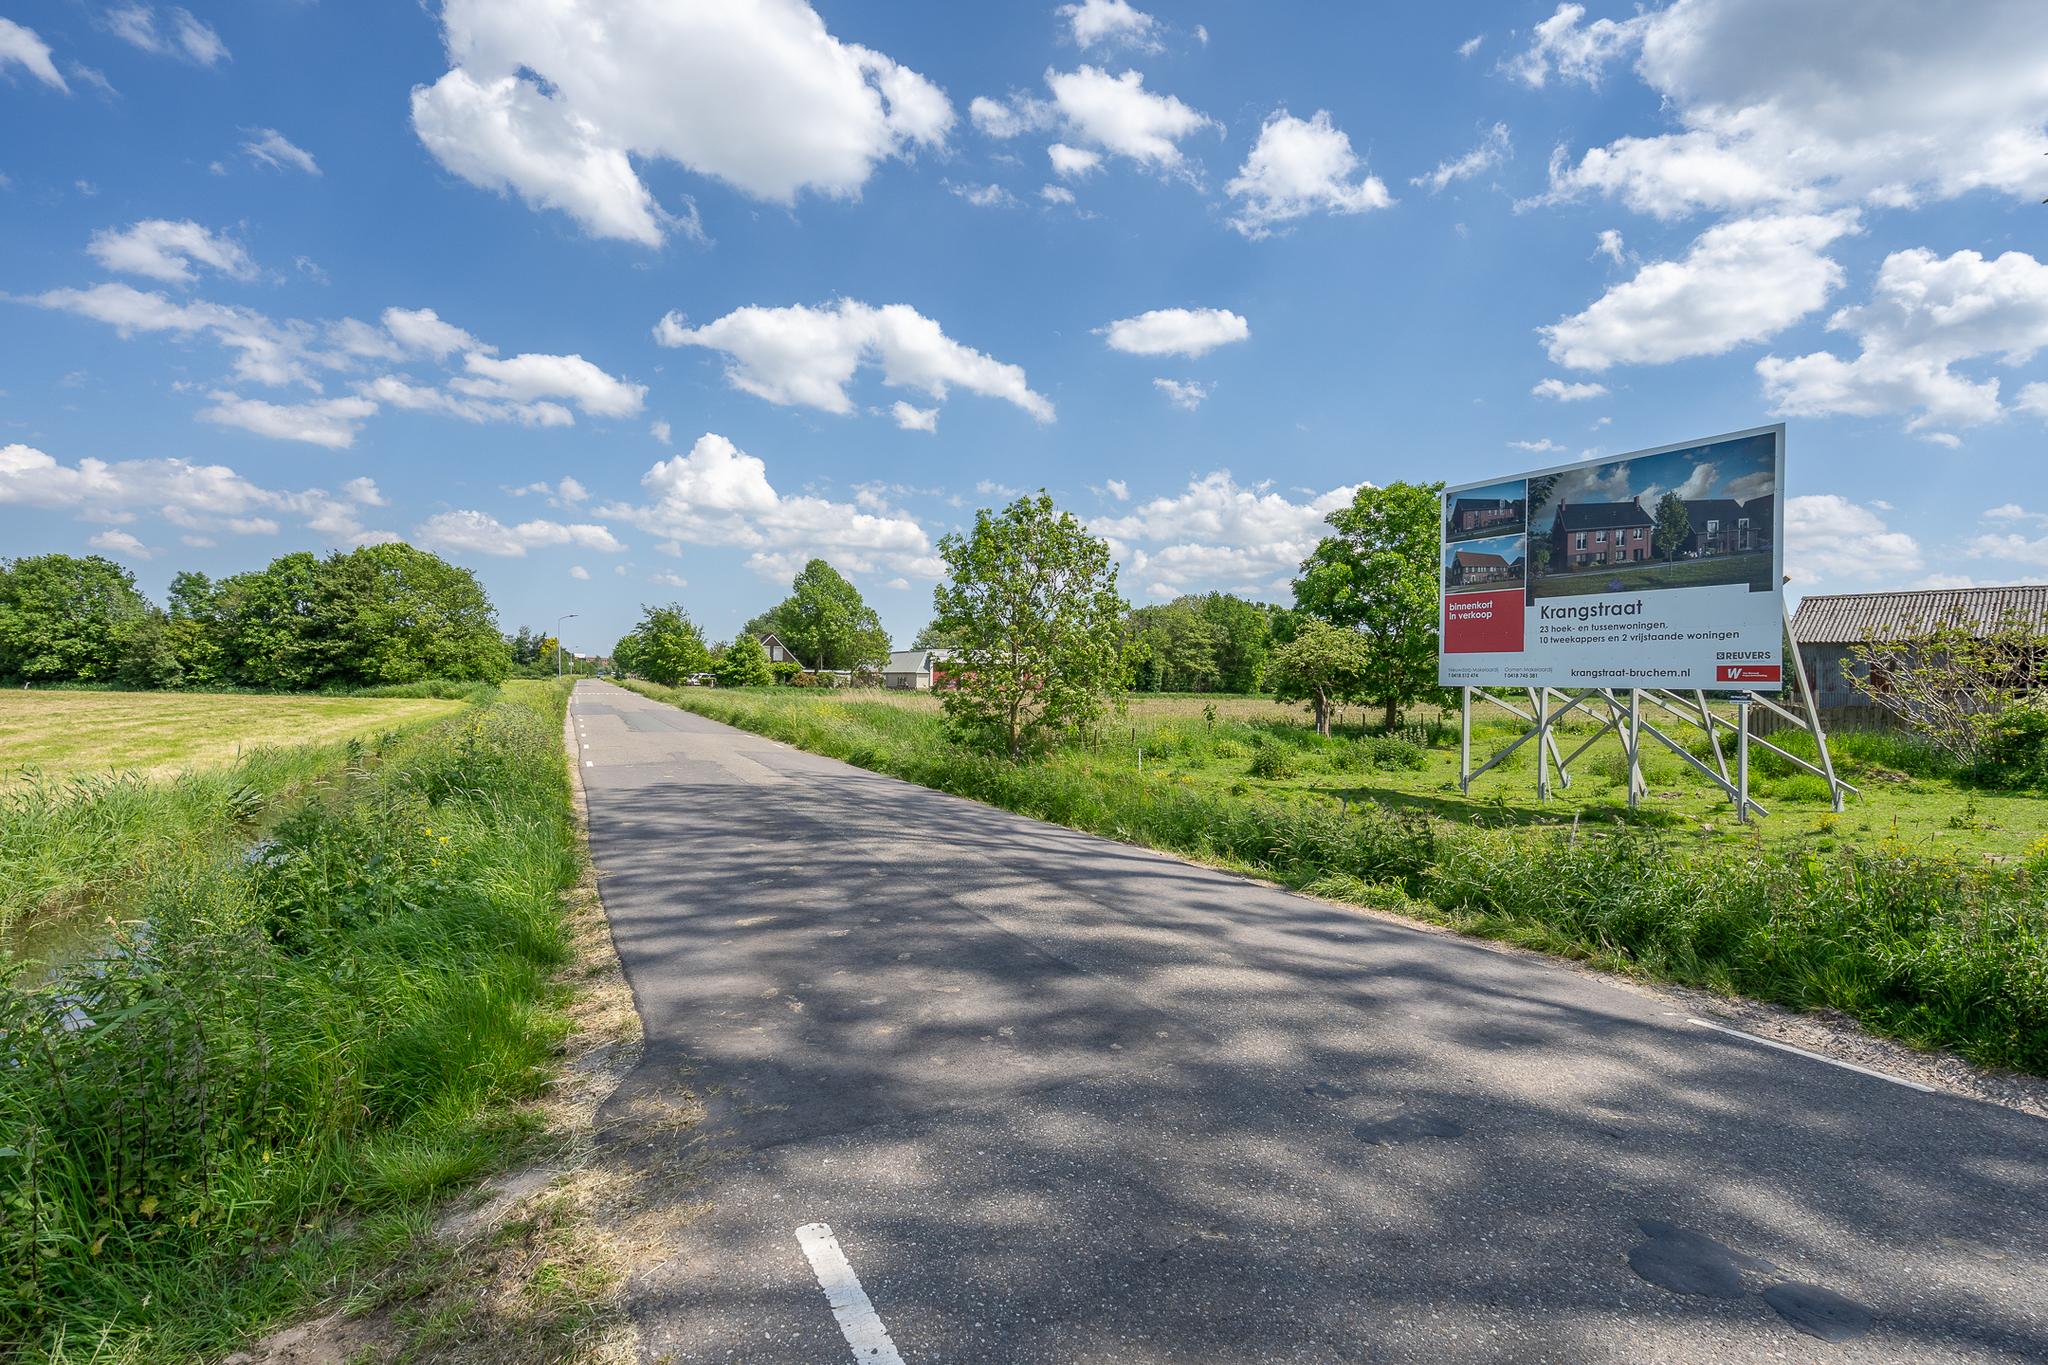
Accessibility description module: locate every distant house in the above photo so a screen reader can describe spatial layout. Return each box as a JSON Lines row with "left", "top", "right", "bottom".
{"left": 1549, "top": 498, "right": 1654, "bottom": 572}
{"left": 1791, "top": 585, "right": 2048, "bottom": 712}
{"left": 1448, "top": 549, "right": 1515, "bottom": 587}
{"left": 757, "top": 632, "right": 796, "bottom": 665}
{"left": 1448, "top": 495, "right": 1525, "bottom": 537}
{"left": 882, "top": 647, "right": 958, "bottom": 690}
{"left": 1682, "top": 498, "right": 1772, "bottom": 556}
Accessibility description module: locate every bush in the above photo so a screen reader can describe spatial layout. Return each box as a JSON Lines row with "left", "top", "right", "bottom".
{"left": 1358, "top": 734, "right": 1427, "bottom": 770}
{"left": 1974, "top": 700, "right": 2048, "bottom": 790}
{"left": 1248, "top": 745, "right": 1298, "bottom": 780}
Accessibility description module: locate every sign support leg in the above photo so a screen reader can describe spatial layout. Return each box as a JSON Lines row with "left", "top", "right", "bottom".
{"left": 1626, "top": 688, "right": 1643, "bottom": 811}
{"left": 1534, "top": 686, "right": 1551, "bottom": 802}
{"left": 1735, "top": 697, "right": 1753, "bottom": 823}
{"left": 1782, "top": 597, "right": 1845, "bottom": 813}
{"left": 1459, "top": 687, "right": 1472, "bottom": 794}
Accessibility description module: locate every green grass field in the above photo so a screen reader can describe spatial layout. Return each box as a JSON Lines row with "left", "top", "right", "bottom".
{"left": 0, "top": 689, "right": 465, "bottom": 783}
{"left": 1533, "top": 550, "right": 1774, "bottom": 597}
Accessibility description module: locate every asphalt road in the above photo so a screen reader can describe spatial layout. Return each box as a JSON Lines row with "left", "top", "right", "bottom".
{"left": 572, "top": 680, "right": 2047, "bottom": 1364}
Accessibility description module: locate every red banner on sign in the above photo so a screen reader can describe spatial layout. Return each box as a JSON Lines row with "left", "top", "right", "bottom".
{"left": 1443, "top": 590, "right": 1524, "bottom": 654}
{"left": 1716, "top": 664, "right": 1782, "bottom": 683}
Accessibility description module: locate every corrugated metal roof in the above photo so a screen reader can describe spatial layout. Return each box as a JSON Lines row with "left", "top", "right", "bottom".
{"left": 884, "top": 649, "right": 929, "bottom": 675}
{"left": 1791, "top": 586, "right": 2048, "bottom": 644}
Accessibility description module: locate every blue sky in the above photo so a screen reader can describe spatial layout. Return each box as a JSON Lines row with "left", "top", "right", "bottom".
{"left": 4, "top": 0, "right": 2046, "bottom": 656}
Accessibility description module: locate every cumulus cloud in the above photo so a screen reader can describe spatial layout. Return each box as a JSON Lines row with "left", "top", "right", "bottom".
{"left": 242, "top": 128, "right": 319, "bottom": 175}
{"left": 0, "top": 441, "right": 392, "bottom": 543}
{"left": 890, "top": 400, "right": 939, "bottom": 432}
{"left": 0, "top": 18, "right": 70, "bottom": 91}
{"left": 1040, "top": 184, "right": 1078, "bottom": 206}
{"left": 107, "top": 5, "right": 229, "bottom": 66}
{"left": 655, "top": 299, "right": 1053, "bottom": 422}
{"left": 1059, "top": 0, "right": 1159, "bottom": 50}
{"left": 454, "top": 351, "right": 646, "bottom": 418}
{"left": 1099, "top": 307, "right": 1248, "bottom": 358}
{"left": 410, "top": 0, "right": 952, "bottom": 245}
{"left": 1532, "top": 377, "right": 1609, "bottom": 401}
{"left": 89, "top": 529, "right": 153, "bottom": 558}
{"left": 1542, "top": 212, "right": 1856, "bottom": 370}
{"left": 1758, "top": 247, "right": 2048, "bottom": 431}
{"left": 1520, "top": 0, "right": 2048, "bottom": 217}
{"left": 1048, "top": 143, "right": 1103, "bottom": 178}
{"left": 599, "top": 432, "right": 941, "bottom": 581}
{"left": 1783, "top": 493, "right": 1923, "bottom": 584}
{"left": 358, "top": 374, "right": 574, "bottom": 428}
{"left": 1091, "top": 471, "right": 1361, "bottom": 598}
{"left": 415, "top": 510, "right": 626, "bottom": 558}
{"left": 87, "top": 220, "right": 257, "bottom": 286}
{"left": 383, "top": 306, "right": 483, "bottom": 359}
{"left": 1152, "top": 378, "right": 1209, "bottom": 410}
{"left": 1226, "top": 110, "right": 1392, "bottom": 238}
{"left": 1509, "top": 438, "right": 1566, "bottom": 453}
{"left": 974, "top": 66, "right": 1214, "bottom": 173}
{"left": 1412, "top": 123, "right": 1511, "bottom": 193}
{"left": 198, "top": 393, "right": 379, "bottom": 449}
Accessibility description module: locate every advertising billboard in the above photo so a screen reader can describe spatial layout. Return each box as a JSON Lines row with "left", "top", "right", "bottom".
{"left": 1439, "top": 425, "right": 1786, "bottom": 691}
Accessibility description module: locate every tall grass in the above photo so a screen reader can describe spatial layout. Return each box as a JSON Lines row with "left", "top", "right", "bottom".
{"left": 638, "top": 683, "right": 2048, "bottom": 1076}
{"left": 0, "top": 682, "right": 579, "bottom": 1358}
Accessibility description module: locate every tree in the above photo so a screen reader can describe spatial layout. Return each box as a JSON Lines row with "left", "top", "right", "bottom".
{"left": 1268, "top": 618, "right": 1373, "bottom": 736}
{"left": 1653, "top": 492, "right": 1692, "bottom": 564}
{"left": 0, "top": 554, "right": 151, "bottom": 682}
{"left": 306, "top": 543, "right": 511, "bottom": 684}
{"left": 712, "top": 632, "right": 774, "bottom": 687}
{"left": 747, "top": 559, "right": 891, "bottom": 671}
{"left": 1849, "top": 613, "right": 2048, "bottom": 768}
{"left": 1292, "top": 481, "right": 1445, "bottom": 728}
{"left": 629, "top": 603, "right": 710, "bottom": 685}
{"left": 929, "top": 493, "right": 1128, "bottom": 760}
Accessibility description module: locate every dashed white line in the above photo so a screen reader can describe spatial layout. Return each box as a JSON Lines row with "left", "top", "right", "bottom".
{"left": 1687, "top": 1018, "right": 1934, "bottom": 1092}
{"left": 795, "top": 1222, "right": 905, "bottom": 1364}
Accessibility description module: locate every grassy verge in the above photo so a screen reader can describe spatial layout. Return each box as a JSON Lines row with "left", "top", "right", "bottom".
{"left": 0, "top": 681, "right": 584, "bottom": 1359}
{"left": 631, "top": 683, "right": 2048, "bottom": 1076}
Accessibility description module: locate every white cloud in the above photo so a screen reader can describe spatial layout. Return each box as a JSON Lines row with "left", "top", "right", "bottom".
{"left": 1060, "top": 0, "right": 1158, "bottom": 50}
{"left": 947, "top": 180, "right": 1018, "bottom": 208}
{"left": 107, "top": 6, "right": 229, "bottom": 66}
{"left": 1509, "top": 438, "right": 1565, "bottom": 453}
{"left": 1969, "top": 532, "right": 2048, "bottom": 568}
{"left": 977, "top": 67, "right": 1213, "bottom": 173}
{"left": 411, "top": 0, "right": 951, "bottom": 245}
{"left": 1783, "top": 493, "right": 1922, "bottom": 584}
{"left": 1457, "top": 34, "right": 1485, "bottom": 59}
{"left": 242, "top": 128, "right": 319, "bottom": 175}
{"left": 649, "top": 570, "right": 688, "bottom": 588}
{"left": 360, "top": 374, "right": 574, "bottom": 427}
{"left": 383, "top": 306, "right": 483, "bottom": 359}
{"left": 454, "top": 351, "right": 646, "bottom": 418}
{"left": 25, "top": 282, "right": 333, "bottom": 389}
{"left": 1106, "top": 478, "right": 1129, "bottom": 501}
{"left": 1595, "top": 228, "right": 1629, "bottom": 266}
{"left": 1522, "top": 0, "right": 2048, "bottom": 217}
{"left": 656, "top": 299, "right": 1053, "bottom": 422}
{"left": 87, "top": 220, "right": 257, "bottom": 286}
{"left": 414, "top": 510, "right": 626, "bottom": 558}
{"left": 198, "top": 393, "right": 378, "bottom": 448}
{"left": 0, "top": 18, "right": 69, "bottom": 91}
{"left": 600, "top": 432, "right": 940, "bottom": 581}
{"left": 1757, "top": 247, "right": 2048, "bottom": 431}
{"left": 569, "top": 564, "right": 591, "bottom": 580}
{"left": 1040, "top": 184, "right": 1077, "bottom": 205}
{"left": 1152, "top": 378, "right": 1210, "bottom": 410}
{"left": 969, "top": 94, "right": 1050, "bottom": 140}
{"left": 890, "top": 400, "right": 939, "bottom": 432}
{"left": 89, "top": 529, "right": 153, "bottom": 559}
{"left": 1225, "top": 109, "right": 1392, "bottom": 238}
{"left": 0, "top": 442, "right": 391, "bottom": 543}
{"left": 1412, "top": 123, "right": 1510, "bottom": 193}
{"left": 651, "top": 418, "right": 672, "bottom": 444}
{"left": 1092, "top": 471, "right": 1360, "bottom": 599}
{"left": 1532, "top": 377, "right": 1609, "bottom": 401}
{"left": 1048, "top": 143, "right": 1103, "bottom": 178}
{"left": 1099, "top": 307, "right": 1248, "bottom": 358}
{"left": 1542, "top": 212, "right": 1856, "bottom": 370}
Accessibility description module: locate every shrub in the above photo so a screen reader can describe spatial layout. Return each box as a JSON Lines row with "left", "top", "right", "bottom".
{"left": 1358, "top": 734, "right": 1427, "bottom": 770}
{"left": 1248, "top": 745, "right": 1298, "bottom": 780}
{"left": 1974, "top": 700, "right": 2048, "bottom": 790}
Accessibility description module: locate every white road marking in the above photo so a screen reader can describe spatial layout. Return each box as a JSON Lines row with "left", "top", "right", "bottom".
{"left": 795, "top": 1222, "right": 905, "bottom": 1364}
{"left": 1687, "top": 1019, "right": 1934, "bottom": 1092}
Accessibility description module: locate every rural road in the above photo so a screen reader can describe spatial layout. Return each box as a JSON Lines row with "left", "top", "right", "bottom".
{"left": 571, "top": 680, "right": 2047, "bottom": 1363}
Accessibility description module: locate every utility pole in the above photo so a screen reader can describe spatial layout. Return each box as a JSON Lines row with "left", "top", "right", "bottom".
{"left": 557, "top": 612, "right": 579, "bottom": 679}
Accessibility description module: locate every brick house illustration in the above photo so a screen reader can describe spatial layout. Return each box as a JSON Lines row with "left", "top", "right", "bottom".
{"left": 1682, "top": 499, "right": 1760, "bottom": 556}
{"left": 1549, "top": 497, "right": 1655, "bottom": 571}
{"left": 1449, "top": 548, "right": 1517, "bottom": 587}
{"left": 1448, "top": 495, "right": 1525, "bottom": 536}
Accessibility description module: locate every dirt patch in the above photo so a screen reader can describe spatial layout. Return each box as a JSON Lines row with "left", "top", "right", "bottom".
{"left": 224, "top": 694, "right": 695, "bottom": 1365}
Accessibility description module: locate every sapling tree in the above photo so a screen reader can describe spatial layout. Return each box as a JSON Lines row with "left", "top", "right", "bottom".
{"left": 1267, "top": 618, "right": 1373, "bottom": 736}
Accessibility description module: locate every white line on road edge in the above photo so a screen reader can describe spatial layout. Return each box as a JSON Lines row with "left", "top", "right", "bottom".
{"left": 796, "top": 1222, "right": 905, "bottom": 1364}
{"left": 1687, "top": 1019, "right": 1934, "bottom": 1092}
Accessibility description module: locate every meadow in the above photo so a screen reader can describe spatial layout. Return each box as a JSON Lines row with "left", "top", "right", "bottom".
{"left": 0, "top": 681, "right": 584, "bottom": 1359}
{"left": 0, "top": 688, "right": 467, "bottom": 784}
{"left": 633, "top": 682, "right": 2048, "bottom": 1076}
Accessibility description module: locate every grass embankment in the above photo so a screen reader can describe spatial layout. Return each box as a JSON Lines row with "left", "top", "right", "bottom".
{"left": 0, "top": 681, "right": 584, "bottom": 1359}
{"left": 631, "top": 683, "right": 2048, "bottom": 1076}
{"left": 0, "top": 688, "right": 468, "bottom": 784}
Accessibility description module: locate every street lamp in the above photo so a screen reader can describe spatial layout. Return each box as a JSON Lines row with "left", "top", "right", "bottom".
{"left": 556, "top": 612, "right": 579, "bottom": 679}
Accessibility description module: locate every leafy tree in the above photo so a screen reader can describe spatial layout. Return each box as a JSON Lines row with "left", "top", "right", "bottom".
{"left": 114, "top": 608, "right": 184, "bottom": 689}
{"left": 1267, "top": 618, "right": 1373, "bottom": 736}
{"left": 1292, "top": 481, "right": 1445, "bottom": 728}
{"left": 712, "top": 632, "right": 774, "bottom": 687}
{"left": 611, "top": 632, "right": 643, "bottom": 678}
{"left": 629, "top": 603, "right": 710, "bottom": 685}
{"left": 747, "top": 559, "right": 891, "bottom": 670}
{"left": 910, "top": 620, "right": 963, "bottom": 650}
{"left": 1653, "top": 491, "right": 1692, "bottom": 563}
{"left": 1849, "top": 613, "right": 2048, "bottom": 769}
{"left": 0, "top": 554, "right": 150, "bottom": 682}
{"left": 306, "top": 543, "right": 511, "bottom": 685}
{"left": 930, "top": 492, "right": 1128, "bottom": 759}
{"left": 211, "top": 551, "right": 324, "bottom": 690}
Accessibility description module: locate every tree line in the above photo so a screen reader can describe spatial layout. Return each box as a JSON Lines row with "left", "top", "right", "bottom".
{"left": 0, "top": 545, "right": 565, "bottom": 690}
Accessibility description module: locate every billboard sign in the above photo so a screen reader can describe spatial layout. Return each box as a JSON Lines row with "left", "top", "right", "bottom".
{"left": 1439, "top": 425, "right": 1785, "bottom": 691}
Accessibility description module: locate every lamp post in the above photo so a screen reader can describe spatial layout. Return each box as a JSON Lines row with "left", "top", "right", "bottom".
{"left": 556, "top": 612, "right": 579, "bottom": 679}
